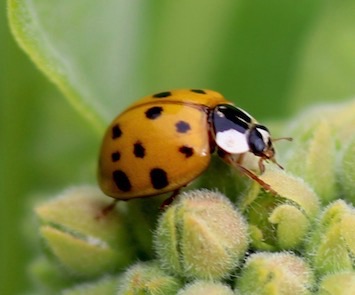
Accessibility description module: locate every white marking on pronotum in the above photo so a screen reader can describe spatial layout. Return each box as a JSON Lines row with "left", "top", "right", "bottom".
{"left": 256, "top": 128, "right": 270, "bottom": 144}
{"left": 216, "top": 129, "right": 249, "bottom": 154}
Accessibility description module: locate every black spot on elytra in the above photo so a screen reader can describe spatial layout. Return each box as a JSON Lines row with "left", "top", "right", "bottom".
{"left": 112, "top": 124, "right": 122, "bottom": 139}
{"left": 112, "top": 170, "right": 131, "bottom": 192}
{"left": 111, "top": 151, "right": 121, "bottom": 162}
{"left": 179, "top": 146, "right": 194, "bottom": 158}
{"left": 150, "top": 168, "right": 169, "bottom": 189}
{"left": 175, "top": 120, "right": 191, "bottom": 133}
{"left": 191, "top": 89, "right": 206, "bottom": 94}
{"left": 145, "top": 106, "right": 163, "bottom": 119}
{"left": 153, "top": 91, "right": 172, "bottom": 98}
{"left": 133, "top": 141, "right": 145, "bottom": 158}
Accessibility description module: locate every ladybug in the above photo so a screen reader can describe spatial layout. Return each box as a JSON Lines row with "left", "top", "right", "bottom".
{"left": 98, "top": 89, "right": 288, "bottom": 202}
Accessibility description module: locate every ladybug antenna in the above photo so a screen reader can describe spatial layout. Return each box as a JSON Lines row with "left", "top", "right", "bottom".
{"left": 270, "top": 157, "right": 284, "bottom": 170}
{"left": 269, "top": 137, "right": 292, "bottom": 169}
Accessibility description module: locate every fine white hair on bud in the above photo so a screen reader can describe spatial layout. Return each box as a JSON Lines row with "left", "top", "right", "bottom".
{"left": 154, "top": 189, "right": 249, "bottom": 280}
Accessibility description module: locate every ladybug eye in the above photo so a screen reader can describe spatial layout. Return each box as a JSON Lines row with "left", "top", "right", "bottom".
{"left": 248, "top": 128, "right": 266, "bottom": 155}
{"left": 247, "top": 125, "right": 273, "bottom": 156}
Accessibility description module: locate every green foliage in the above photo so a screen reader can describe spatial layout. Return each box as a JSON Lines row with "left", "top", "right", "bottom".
{"left": 2, "top": 1, "right": 355, "bottom": 294}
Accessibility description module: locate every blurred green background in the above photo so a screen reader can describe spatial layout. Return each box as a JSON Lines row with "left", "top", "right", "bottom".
{"left": 1, "top": 0, "right": 355, "bottom": 294}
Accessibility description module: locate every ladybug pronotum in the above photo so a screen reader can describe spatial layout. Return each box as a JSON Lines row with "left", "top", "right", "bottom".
{"left": 98, "top": 89, "right": 287, "bottom": 202}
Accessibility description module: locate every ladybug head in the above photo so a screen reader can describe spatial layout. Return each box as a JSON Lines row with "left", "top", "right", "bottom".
{"left": 247, "top": 125, "right": 274, "bottom": 158}
{"left": 212, "top": 104, "right": 287, "bottom": 172}
{"left": 246, "top": 124, "right": 281, "bottom": 171}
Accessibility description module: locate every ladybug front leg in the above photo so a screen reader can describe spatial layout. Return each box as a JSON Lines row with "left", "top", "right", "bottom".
{"left": 222, "top": 153, "right": 277, "bottom": 195}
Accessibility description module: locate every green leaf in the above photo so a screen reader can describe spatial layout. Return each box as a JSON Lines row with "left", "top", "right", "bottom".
{"left": 7, "top": 0, "right": 330, "bottom": 130}
{"left": 7, "top": 0, "right": 145, "bottom": 132}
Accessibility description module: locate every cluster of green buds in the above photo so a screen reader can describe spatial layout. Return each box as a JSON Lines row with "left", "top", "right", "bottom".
{"left": 29, "top": 98, "right": 354, "bottom": 294}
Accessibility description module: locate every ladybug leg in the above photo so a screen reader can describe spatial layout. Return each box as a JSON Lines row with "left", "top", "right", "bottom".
{"left": 223, "top": 154, "right": 277, "bottom": 195}
{"left": 160, "top": 189, "right": 180, "bottom": 210}
{"left": 236, "top": 164, "right": 277, "bottom": 194}
{"left": 258, "top": 157, "right": 266, "bottom": 173}
{"left": 235, "top": 153, "right": 245, "bottom": 165}
{"left": 96, "top": 199, "right": 119, "bottom": 219}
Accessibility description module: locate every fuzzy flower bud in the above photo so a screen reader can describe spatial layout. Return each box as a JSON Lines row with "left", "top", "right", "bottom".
{"left": 338, "top": 136, "right": 355, "bottom": 203}
{"left": 285, "top": 99, "right": 355, "bottom": 204}
{"left": 35, "top": 186, "right": 134, "bottom": 278}
{"left": 241, "top": 168, "right": 319, "bottom": 251}
{"left": 154, "top": 190, "right": 248, "bottom": 280}
{"left": 28, "top": 255, "right": 73, "bottom": 294}
{"left": 177, "top": 281, "right": 234, "bottom": 295}
{"left": 62, "top": 276, "right": 118, "bottom": 295}
{"left": 286, "top": 119, "right": 336, "bottom": 203}
{"left": 317, "top": 271, "right": 355, "bottom": 295}
{"left": 237, "top": 252, "right": 314, "bottom": 295}
{"left": 117, "top": 261, "right": 181, "bottom": 295}
{"left": 306, "top": 200, "right": 355, "bottom": 277}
